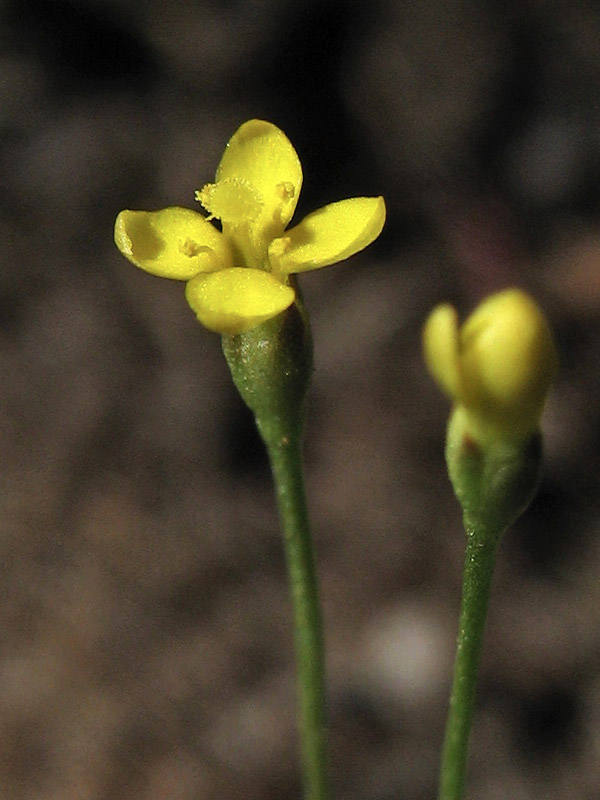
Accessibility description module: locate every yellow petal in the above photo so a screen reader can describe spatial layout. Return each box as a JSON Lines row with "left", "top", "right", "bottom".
{"left": 185, "top": 267, "right": 295, "bottom": 335}
{"left": 460, "top": 289, "right": 558, "bottom": 434}
{"left": 214, "top": 120, "right": 302, "bottom": 232}
{"left": 268, "top": 196, "right": 386, "bottom": 274}
{"left": 114, "top": 208, "right": 232, "bottom": 280}
{"left": 423, "top": 303, "right": 462, "bottom": 401}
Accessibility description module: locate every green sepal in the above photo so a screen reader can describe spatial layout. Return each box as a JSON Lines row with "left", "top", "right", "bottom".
{"left": 221, "top": 277, "right": 313, "bottom": 448}
{"left": 446, "top": 406, "right": 543, "bottom": 543}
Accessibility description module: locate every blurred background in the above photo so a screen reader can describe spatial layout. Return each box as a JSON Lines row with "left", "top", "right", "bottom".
{"left": 1, "top": 0, "right": 600, "bottom": 798}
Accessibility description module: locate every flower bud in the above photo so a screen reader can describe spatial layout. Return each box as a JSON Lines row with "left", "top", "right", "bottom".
{"left": 423, "top": 288, "right": 558, "bottom": 444}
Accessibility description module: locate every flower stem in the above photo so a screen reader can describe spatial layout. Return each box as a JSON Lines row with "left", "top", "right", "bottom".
{"left": 439, "top": 529, "right": 499, "bottom": 800}
{"left": 222, "top": 303, "right": 327, "bottom": 799}
{"left": 263, "top": 426, "right": 330, "bottom": 800}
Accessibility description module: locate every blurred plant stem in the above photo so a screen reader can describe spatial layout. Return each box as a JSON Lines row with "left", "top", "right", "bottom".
{"left": 438, "top": 529, "right": 498, "bottom": 800}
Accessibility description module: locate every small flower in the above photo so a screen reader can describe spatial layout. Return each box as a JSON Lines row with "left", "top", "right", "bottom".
{"left": 423, "top": 288, "right": 558, "bottom": 444}
{"left": 115, "top": 119, "right": 386, "bottom": 335}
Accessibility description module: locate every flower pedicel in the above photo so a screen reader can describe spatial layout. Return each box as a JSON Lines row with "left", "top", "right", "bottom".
{"left": 424, "top": 288, "right": 558, "bottom": 800}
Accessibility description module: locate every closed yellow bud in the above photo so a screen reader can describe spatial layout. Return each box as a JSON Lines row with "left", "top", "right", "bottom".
{"left": 423, "top": 289, "right": 558, "bottom": 444}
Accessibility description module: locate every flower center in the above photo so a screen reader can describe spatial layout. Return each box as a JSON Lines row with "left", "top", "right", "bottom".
{"left": 196, "top": 178, "right": 263, "bottom": 226}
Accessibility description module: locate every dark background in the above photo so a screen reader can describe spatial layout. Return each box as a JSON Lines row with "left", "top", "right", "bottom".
{"left": 2, "top": 1, "right": 600, "bottom": 798}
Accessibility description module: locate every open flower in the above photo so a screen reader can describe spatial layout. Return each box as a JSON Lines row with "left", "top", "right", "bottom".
{"left": 423, "top": 288, "right": 558, "bottom": 443}
{"left": 115, "top": 119, "right": 385, "bottom": 335}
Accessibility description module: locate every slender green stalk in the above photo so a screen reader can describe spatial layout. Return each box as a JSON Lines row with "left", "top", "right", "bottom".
{"left": 439, "top": 530, "right": 499, "bottom": 800}
{"left": 263, "top": 425, "right": 329, "bottom": 800}
{"left": 222, "top": 303, "right": 327, "bottom": 799}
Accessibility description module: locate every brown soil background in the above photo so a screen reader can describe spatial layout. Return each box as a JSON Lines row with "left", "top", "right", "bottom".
{"left": 2, "top": 1, "right": 600, "bottom": 798}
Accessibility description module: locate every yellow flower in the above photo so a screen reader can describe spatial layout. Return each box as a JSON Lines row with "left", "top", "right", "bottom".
{"left": 115, "top": 119, "right": 386, "bottom": 335}
{"left": 423, "top": 288, "right": 558, "bottom": 443}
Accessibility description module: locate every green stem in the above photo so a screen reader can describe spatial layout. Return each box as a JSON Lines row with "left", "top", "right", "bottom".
{"left": 262, "top": 425, "right": 329, "bottom": 800}
{"left": 439, "top": 529, "right": 500, "bottom": 800}
{"left": 221, "top": 303, "right": 327, "bottom": 798}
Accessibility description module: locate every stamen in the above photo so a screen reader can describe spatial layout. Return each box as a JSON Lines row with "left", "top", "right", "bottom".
{"left": 276, "top": 181, "right": 295, "bottom": 201}
{"left": 179, "top": 239, "right": 209, "bottom": 257}
{"left": 267, "top": 236, "right": 291, "bottom": 273}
